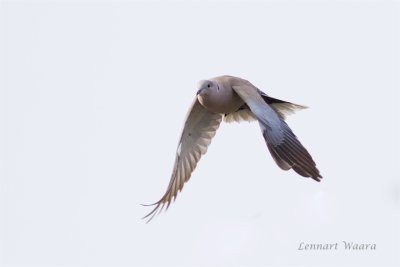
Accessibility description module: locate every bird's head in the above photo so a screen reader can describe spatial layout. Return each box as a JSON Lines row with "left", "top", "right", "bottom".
{"left": 196, "top": 79, "right": 220, "bottom": 98}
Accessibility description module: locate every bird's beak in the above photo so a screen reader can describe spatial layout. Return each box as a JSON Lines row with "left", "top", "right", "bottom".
{"left": 196, "top": 88, "right": 204, "bottom": 95}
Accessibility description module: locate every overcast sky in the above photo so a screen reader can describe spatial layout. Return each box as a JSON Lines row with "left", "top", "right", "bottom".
{"left": 0, "top": 1, "right": 399, "bottom": 266}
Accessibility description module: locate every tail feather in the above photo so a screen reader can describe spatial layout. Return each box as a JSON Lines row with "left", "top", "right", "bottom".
{"left": 261, "top": 94, "right": 307, "bottom": 119}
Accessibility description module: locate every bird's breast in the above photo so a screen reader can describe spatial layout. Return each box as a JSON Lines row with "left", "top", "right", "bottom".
{"left": 197, "top": 86, "right": 244, "bottom": 114}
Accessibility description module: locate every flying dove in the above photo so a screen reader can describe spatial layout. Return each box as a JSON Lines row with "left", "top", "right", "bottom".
{"left": 143, "top": 75, "right": 322, "bottom": 222}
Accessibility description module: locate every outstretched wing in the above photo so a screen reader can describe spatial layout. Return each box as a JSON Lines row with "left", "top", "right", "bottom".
{"left": 143, "top": 98, "right": 223, "bottom": 222}
{"left": 232, "top": 84, "right": 322, "bottom": 181}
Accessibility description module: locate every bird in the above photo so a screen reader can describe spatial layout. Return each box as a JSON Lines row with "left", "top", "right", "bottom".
{"left": 143, "top": 75, "right": 322, "bottom": 222}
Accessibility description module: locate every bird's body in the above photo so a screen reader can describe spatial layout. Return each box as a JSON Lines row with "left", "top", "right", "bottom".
{"left": 197, "top": 76, "right": 244, "bottom": 114}
{"left": 143, "top": 75, "right": 322, "bottom": 222}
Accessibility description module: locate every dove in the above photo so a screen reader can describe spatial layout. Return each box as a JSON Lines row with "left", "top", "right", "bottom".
{"left": 143, "top": 75, "right": 322, "bottom": 222}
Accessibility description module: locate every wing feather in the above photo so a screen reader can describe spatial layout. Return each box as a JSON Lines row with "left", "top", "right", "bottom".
{"left": 143, "top": 98, "right": 223, "bottom": 222}
{"left": 232, "top": 84, "right": 322, "bottom": 181}
{"left": 224, "top": 108, "right": 257, "bottom": 123}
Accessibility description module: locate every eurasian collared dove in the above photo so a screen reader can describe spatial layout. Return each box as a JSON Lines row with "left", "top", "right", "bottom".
{"left": 143, "top": 75, "right": 322, "bottom": 222}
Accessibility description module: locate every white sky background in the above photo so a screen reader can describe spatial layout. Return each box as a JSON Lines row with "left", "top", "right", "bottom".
{"left": 0, "top": 0, "right": 399, "bottom": 266}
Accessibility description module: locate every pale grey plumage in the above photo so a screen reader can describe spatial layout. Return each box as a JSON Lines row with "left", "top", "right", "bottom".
{"left": 143, "top": 75, "right": 322, "bottom": 222}
{"left": 142, "top": 98, "right": 223, "bottom": 222}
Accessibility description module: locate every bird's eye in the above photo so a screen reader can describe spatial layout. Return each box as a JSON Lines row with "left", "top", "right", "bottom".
{"left": 207, "top": 84, "right": 211, "bottom": 88}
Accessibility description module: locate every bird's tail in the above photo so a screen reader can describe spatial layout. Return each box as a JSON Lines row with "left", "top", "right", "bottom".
{"left": 261, "top": 94, "right": 308, "bottom": 119}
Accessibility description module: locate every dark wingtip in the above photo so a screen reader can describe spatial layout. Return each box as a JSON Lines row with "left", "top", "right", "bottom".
{"left": 310, "top": 173, "right": 323, "bottom": 182}
{"left": 141, "top": 205, "right": 160, "bottom": 223}
{"left": 141, "top": 202, "right": 156, "bottom": 207}
{"left": 312, "top": 177, "right": 321, "bottom": 182}
{"left": 141, "top": 199, "right": 169, "bottom": 223}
